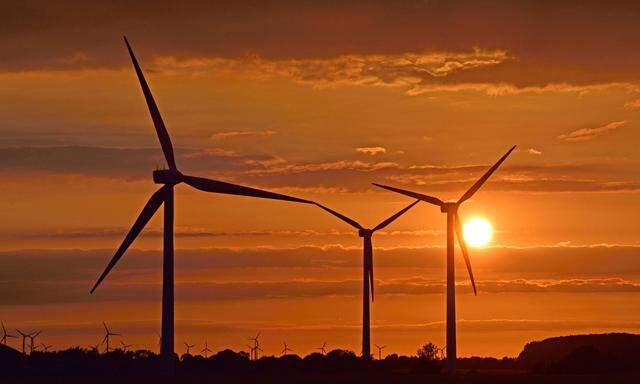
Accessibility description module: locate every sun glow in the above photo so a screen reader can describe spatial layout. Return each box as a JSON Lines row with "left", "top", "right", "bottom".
{"left": 463, "top": 217, "right": 493, "bottom": 247}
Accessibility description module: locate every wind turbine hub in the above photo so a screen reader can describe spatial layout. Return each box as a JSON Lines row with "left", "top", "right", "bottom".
{"left": 358, "top": 228, "right": 373, "bottom": 237}
{"left": 153, "top": 169, "right": 183, "bottom": 185}
{"left": 440, "top": 202, "right": 459, "bottom": 213}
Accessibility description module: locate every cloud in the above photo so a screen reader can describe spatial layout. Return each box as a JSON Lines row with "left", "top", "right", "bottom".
{"left": 526, "top": 148, "right": 542, "bottom": 156}
{"left": 2, "top": 146, "right": 640, "bottom": 194}
{"left": 4, "top": 1, "right": 640, "bottom": 97}
{"left": 3, "top": 273, "right": 640, "bottom": 305}
{"left": 210, "top": 130, "right": 276, "bottom": 140}
{"left": 0, "top": 146, "right": 278, "bottom": 179}
{"left": 624, "top": 99, "right": 640, "bottom": 109}
{"left": 355, "top": 147, "right": 386, "bottom": 155}
{"left": 558, "top": 120, "right": 627, "bottom": 142}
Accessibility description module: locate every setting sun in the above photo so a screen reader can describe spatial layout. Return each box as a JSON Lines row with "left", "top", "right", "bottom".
{"left": 463, "top": 217, "right": 493, "bottom": 247}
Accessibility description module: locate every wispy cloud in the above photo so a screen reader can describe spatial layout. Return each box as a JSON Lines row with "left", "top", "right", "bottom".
{"left": 355, "top": 146, "right": 386, "bottom": 155}
{"left": 624, "top": 99, "right": 640, "bottom": 110}
{"left": 210, "top": 130, "right": 276, "bottom": 140}
{"left": 527, "top": 148, "right": 542, "bottom": 155}
{"left": 558, "top": 120, "right": 627, "bottom": 142}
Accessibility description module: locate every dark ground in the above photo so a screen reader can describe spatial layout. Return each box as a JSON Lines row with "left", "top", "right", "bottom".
{"left": 4, "top": 372, "right": 640, "bottom": 384}
{"left": 3, "top": 333, "right": 640, "bottom": 383}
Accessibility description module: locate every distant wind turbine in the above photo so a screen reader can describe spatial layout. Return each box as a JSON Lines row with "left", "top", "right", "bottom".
{"left": 28, "top": 330, "right": 41, "bottom": 354}
{"left": 89, "top": 37, "right": 313, "bottom": 371}
{"left": 184, "top": 342, "right": 196, "bottom": 355}
{"left": 101, "top": 323, "right": 120, "bottom": 353}
{"left": 314, "top": 200, "right": 420, "bottom": 358}
{"left": 316, "top": 342, "right": 328, "bottom": 355}
{"left": 245, "top": 344, "right": 255, "bottom": 360}
{"left": 1, "top": 322, "right": 16, "bottom": 345}
{"left": 281, "top": 342, "right": 293, "bottom": 356}
{"left": 374, "top": 145, "right": 516, "bottom": 373}
{"left": 200, "top": 341, "right": 212, "bottom": 358}
{"left": 16, "top": 330, "right": 31, "bottom": 354}
{"left": 40, "top": 343, "right": 53, "bottom": 352}
{"left": 120, "top": 341, "right": 133, "bottom": 352}
{"left": 248, "top": 333, "right": 261, "bottom": 360}
{"left": 374, "top": 344, "right": 386, "bottom": 360}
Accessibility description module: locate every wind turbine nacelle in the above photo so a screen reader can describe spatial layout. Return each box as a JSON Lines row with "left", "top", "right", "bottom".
{"left": 359, "top": 229, "right": 373, "bottom": 237}
{"left": 440, "top": 202, "right": 458, "bottom": 213}
{"left": 153, "top": 169, "right": 183, "bottom": 184}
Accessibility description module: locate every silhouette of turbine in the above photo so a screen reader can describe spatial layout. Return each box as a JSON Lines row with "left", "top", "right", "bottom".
{"left": 374, "top": 344, "right": 386, "bottom": 360}
{"left": 120, "top": 341, "right": 133, "bottom": 352}
{"left": 281, "top": 342, "right": 293, "bottom": 356}
{"left": 248, "top": 333, "right": 261, "bottom": 360}
{"left": 89, "top": 37, "right": 313, "bottom": 370}
{"left": 184, "top": 342, "right": 196, "bottom": 355}
{"left": 245, "top": 344, "right": 255, "bottom": 360}
{"left": 16, "top": 330, "right": 31, "bottom": 354}
{"left": 200, "top": 341, "right": 212, "bottom": 358}
{"left": 28, "top": 330, "right": 41, "bottom": 354}
{"left": 374, "top": 145, "right": 516, "bottom": 373}
{"left": 101, "top": 323, "right": 120, "bottom": 353}
{"left": 40, "top": 343, "right": 53, "bottom": 352}
{"left": 314, "top": 200, "right": 419, "bottom": 358}
{"left": 316, "top": 342, "right": 328, "bottom": 355}
{"left": 1, "top": 322, "right": 16, "bottom": 345}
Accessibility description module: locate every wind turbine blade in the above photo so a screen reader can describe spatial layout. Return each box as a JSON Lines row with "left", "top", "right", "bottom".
{"left": 103, "top": 322, "right": 108, "bottom": 332}
{"left": 454, "top": 213, "right": 477, "bottom": 295}
{"left": 457, "top": 145, "right": 516, "bottom": 204}
{"left": 363, "top": 235, "right": 374, "bottom": 301}
{"left": 90, "top": 186, "right": 167, "bottom": 293}
{"left": 372, "top": 184, "right": 444, "bottom": 207}
{"left": 314, "top": 203, "right": 363, "bottom": 230}
{"left": 123, "top": 36, "right": 176, "bottom": 170}
{"left": 181, "top": 175, "right": 313, "bottom": 204}
{"left": 372, "top": 200, "right": 420, "bottom": 232}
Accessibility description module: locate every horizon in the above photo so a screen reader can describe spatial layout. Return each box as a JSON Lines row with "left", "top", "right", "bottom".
{"left": 2, "top": 0, "right": 640, "bottom": 362}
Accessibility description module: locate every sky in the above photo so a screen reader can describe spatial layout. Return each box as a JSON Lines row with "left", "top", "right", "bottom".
{"left": 1, "top": 0, "right": 640, "bottom": 358}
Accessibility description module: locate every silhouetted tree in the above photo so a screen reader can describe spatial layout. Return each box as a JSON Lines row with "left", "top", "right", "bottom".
{"left": 416, "top": 342, "right": 440, "bottom": 361}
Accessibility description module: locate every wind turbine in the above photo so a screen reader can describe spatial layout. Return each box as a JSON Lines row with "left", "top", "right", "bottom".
{"left": 245, "top": 344, "right": 255, "bottom": 360}
{"left": 40, "top": 343, "right": 53, "bottom": 352}
{"left": 281, "top": 342, "right": 293, "bottom": 356}
{"left": 16, "top": 330, "right": 30, "bottom": 354}
{"left": 373, "top": 145, "right": 516, "bottom": 373}
{"left": 89, "top": 37, "right": 313, "bottom": 370}
{"left": 120, "top": 341, "right": 133, "bottom": 352}
{"left": 374, "top": 344, "right": 386, "bottom": 360}
{"left": 248, "top": 333, "right": 261, "bottom": 360}
{"left": 28, "top": 330, "right": 41, "bottom": 354}
{"left": 314, "top": 200, "right": 420, "bottom": 358}
{"left": 316, "top": 342, "right": 328, "bottom": 355}
{"left": 184, "top": 342, "right": 196, "bottom": 355}
{"left": 101, "top": 323, "right": 120, "bottom": 353}
{"left": 200, "top": 341, "right": 212, "bottom": 358}
{"left": 1, "top": 322, "right": 16, "bottom": 345}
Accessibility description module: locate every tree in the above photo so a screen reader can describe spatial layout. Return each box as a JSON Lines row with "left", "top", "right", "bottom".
{"left": 416, "top": 342, "right": 440, "bottom": 361}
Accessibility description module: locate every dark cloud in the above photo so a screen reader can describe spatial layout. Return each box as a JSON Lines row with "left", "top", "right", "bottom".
{"left": 0, "top": 146, "right": 274, "bottom": 179}
{"left": 2, "top": 245, "right": 640, "bottom": 304}
{"left": 1, "top": 146, "right": 639, "bottom": 193}
{"left": 3, "top": 1, "right": 640, "bottom": 91}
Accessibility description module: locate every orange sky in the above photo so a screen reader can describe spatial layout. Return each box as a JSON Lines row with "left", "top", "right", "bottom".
{"left": 1, "top": 1, "right": 640, "bottom": 357}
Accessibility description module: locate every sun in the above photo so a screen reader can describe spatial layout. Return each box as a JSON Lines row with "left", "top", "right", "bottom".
{"left": 463, "top": 217, "right": 493, "bottom": 248}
